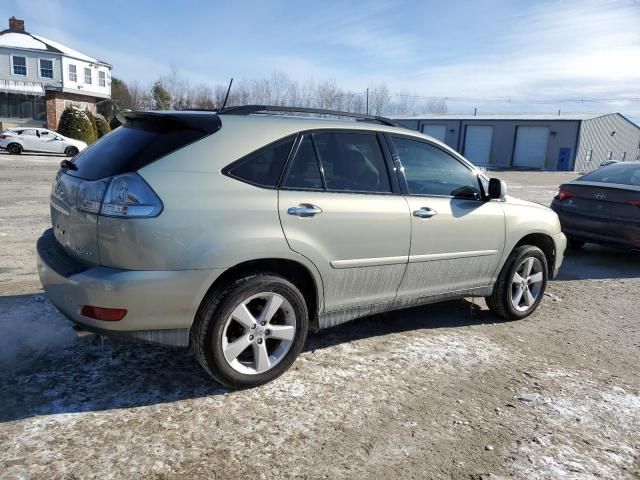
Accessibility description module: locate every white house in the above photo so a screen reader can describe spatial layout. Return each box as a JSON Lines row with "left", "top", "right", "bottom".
{"left": 0, "top": 17, "right": 112, "bottom": 130}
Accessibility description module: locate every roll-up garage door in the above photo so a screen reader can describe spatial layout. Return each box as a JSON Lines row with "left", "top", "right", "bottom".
{"left": 421, "top": 124, "right": 447, "bottom": 143}
{"left": 463, "top": 125, "right": 493, "bottom": 164}
{"left": 512, "top": 126, "right": 549, "bottom": 168}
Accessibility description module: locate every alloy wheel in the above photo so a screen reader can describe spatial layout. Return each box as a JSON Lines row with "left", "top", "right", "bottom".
{"left": 221, "top": 292, "right": 296, "bottom": 375}
{"left": 510, "top": 257, "right": 544, "bottom": 312}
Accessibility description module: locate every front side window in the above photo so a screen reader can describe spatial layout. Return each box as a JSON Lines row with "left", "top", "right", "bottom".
{"left": 225, "top": 136, "right": 295, "bottom": 188}
{"left": 391, "top": 136, "right": 481, "bottom": 198}
{"left": 39, "top": 59, "right": 53, "bottom": 78}
{"left": 12, "top": 56, "right": 27, "bottom": 76}
{"left": 99, "top": 71, "right": 106, "bottom": 87}
{"left": 314, "top": 132, "right": 391, "bottom": 193}
{"left": 84, "top": 67, "right": 92, "bottom": 84}
{"left": 68, "top": 64, "right": 77, "bottom": 82}
{"left": 283, "top": 135, "right": 323, "bottom": 190}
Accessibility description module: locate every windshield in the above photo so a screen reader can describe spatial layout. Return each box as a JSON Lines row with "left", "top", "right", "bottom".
{"left": 579, "top": 164, "right": 640, "bottom": 187}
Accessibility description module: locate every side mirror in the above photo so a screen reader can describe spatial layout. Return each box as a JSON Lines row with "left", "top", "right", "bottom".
{"left": 488, "top": 178, "right": 507, "bottom": 200}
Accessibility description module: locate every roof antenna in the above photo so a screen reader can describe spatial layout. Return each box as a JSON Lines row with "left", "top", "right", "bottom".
{"left": 221, "top": 78, "right": 233, "bottom": 111}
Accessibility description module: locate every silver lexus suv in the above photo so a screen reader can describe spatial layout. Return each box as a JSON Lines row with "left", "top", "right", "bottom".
{"left": 37, "top": 106, "right": 566, "bottom": 388}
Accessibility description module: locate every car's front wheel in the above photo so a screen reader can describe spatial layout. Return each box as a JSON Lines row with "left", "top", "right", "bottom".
{"left": 64, "top": 146, "right": 79, "bottom": 157}
{"left": 191, "top": 273, "right": 309, "bottom": 388}
{"left": 486, "top": 245, "right": 548, "bottom": 320}
{"left": 7, "top": 143, "right": 22, "bottom": 155}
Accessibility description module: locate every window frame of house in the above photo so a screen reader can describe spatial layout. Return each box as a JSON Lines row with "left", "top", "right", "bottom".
{"left": 585, "top": 150, "right": 593, "bottom": 162}
{"left": 607, "top": 151, "right": 613, "bottom": 160}
{"left": 98, "top": 71, "right": 106, "bottom": 87}
{"left": 39, "top": 58, "right": 54, "bottom": 79}
{"left": 621, "top": 152, "right": 627, "bottom": 161}
{"left": 10, "top": 55, "right": 27, "bottom": 76}
{"left": 68, "top": 64, "right": 77, "bottom": 82}
{"left": 84, "top": 67, "right": 92, "bottom": 85}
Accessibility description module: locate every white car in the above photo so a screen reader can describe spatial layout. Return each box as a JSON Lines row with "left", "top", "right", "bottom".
{"left": 0, "top": 128, "right": 87, "bottom": 156}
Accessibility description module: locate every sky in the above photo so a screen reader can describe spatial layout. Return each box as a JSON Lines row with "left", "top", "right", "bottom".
{"left": 6, "top": 0, "right": 640, "bottom": 121}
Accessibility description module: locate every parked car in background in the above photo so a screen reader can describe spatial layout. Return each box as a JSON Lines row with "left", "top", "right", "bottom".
{"left": 551, "top": 162, "right": 640, "bottom": 250}
{"left": 36, "top": 106, "right": 566, "bottom": 388}
{"left": 600, "top": 160, "right": 619, "bottom": 167}
{"left": 0, "top": 128, "right": 86, "bottom": 156}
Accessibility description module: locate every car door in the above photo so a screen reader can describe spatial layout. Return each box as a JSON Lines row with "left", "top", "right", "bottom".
{"left": 388, "top": 134, "right": 505, "bottom": 300}
{"left": 37, "top": 129, "right": 63, "bottom": 153}
{"left": 279, "top": 131, "right": 410, "bottom": 313}
{"left": 18, "top": 129, "right": 39, "bottom": 151}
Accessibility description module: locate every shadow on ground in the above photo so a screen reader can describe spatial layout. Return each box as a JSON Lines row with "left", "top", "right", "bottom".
{"left": 0, "top": 296, "right": 501, "bottom": 423}
{"left": 556, "top": 244, "right": 640, "bottom": 280}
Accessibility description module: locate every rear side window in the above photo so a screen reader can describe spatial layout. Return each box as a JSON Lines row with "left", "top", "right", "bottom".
{"left": 282, "top": 135, "right": 323, "bottom": 190}
{"left": 314, "top": 132, "right": 391, "bottom": 193}
{"left": 225, "top": 136, "right": 295, "bottom": 188}
{"left": 68, "top": 117, "right": 211, "bottom": 181}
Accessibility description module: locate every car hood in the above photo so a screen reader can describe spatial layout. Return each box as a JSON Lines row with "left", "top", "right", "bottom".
{"left": 504, "top": 195, "right": 550, "bottom": 210}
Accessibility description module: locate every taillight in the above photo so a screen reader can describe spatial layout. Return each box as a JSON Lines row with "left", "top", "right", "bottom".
{"left": 81, "top": 305, "right": 127, "bottom": 321}
{"left": 556, "top": 188, "right": 575, "bottom": 201}
{"left": 626, "top": 199, "right": 640, "bottom": 207}
{"left": 74, "top": 172, "right": 163, "bottom": 218}
{"left": 0, "top": 134, "right": 11, "bottom": 139}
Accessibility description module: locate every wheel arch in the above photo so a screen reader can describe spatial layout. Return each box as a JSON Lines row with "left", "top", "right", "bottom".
{"left": 514, "top": 233, "right": 555, "bottom": 277}
{"left": 195, "top": 258, "right": 322, "bottom": 332}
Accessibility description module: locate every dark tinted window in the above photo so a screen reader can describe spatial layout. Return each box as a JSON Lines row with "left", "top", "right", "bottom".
{"left": 391, "top": 136, "right": 480, "bottom": 198}
{"left": 68, "top": 119, "right": 210, "bottom": 181}
{"left": 227, "top": 136, "right": 295, "bottom": 188}
{"left": 579, "top": 163, "right": 640, "bottom": 186}
{"left": 314, "top": 132, "right": 391, "bottom": 193}
{"left": 283, "top": 135, "right": 323, "bottom": 189}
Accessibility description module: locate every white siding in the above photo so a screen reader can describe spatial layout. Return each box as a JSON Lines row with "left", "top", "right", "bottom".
{"left": 61, "top": 56, "right": 110, "bottom": 98}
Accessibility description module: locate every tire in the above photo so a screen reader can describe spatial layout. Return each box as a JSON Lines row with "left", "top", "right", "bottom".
{"left": 567, "top": 238, "right": 585, "bottom": 249}
{"left": 7, "top": 143, "right": 22, "bottom": 155}
{"left": 64, "top": 146, "right": 79, "bottom": 157}
{"left": 486, "top": 245, "right": 548, "bottom": 320}
{"left": 191, "top": 273, "right": 309, "bottom": 388}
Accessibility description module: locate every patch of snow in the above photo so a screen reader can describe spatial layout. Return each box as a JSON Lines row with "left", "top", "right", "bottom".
{"left": 32, "top": 35, "right": 97, "bottom": 63}
{"left": 0, "top": 32, "right": 47, "bottom": 50}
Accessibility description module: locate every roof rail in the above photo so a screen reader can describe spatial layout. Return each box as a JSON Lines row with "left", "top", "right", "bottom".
{"left": 218, "top": 105, "right": 401, "bottom": 127}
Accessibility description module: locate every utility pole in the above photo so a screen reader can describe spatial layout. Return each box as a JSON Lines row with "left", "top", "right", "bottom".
{"left": 366, "top": 88, "right": 369, "bottom": 115}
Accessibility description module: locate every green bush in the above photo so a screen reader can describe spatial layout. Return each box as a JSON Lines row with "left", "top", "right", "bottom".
{"left": 85, "top": 111, "right": 99, "bottom": 143}
{"left": 57, "top": 107, "right": 96, "bottom": 144}
{"left": 95, "top": 115, "right": 111, "bottom": 138}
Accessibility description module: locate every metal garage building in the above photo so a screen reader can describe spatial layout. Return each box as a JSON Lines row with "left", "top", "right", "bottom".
{"left": 393, "top": 113, "right": 640, "bottom": 172}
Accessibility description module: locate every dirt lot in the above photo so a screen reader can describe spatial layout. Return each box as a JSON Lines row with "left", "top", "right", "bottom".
{"left": 1, "top": 152, "right": 639, "bottom": 479}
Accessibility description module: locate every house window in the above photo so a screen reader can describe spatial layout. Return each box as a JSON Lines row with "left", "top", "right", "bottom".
{"left": 84, "top": 67, "right": 92, "bottom": 84}
{"left": 11, "top": 56, "right": 27, "bottom": 76}
{"left": 585, "top": 150, "right": 592, "bottom": 162}
{"left": 39, "top": 59, "right": 53, "bottom": 79}
{"left": 607, "top": 151, "right": 613, "bottom": 160}
{"left": 98, "top": 71, "right": 106, "bottom": 87}
{"left": 621, "top": 152, "right": 626, "bottom": 161}
{"left": 68, "top": 64, "right": 77, "bottom": 82}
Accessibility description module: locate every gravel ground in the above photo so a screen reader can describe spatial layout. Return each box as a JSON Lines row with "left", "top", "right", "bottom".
{"left": 1, "top": 152, "right": 639, "bottom": 479}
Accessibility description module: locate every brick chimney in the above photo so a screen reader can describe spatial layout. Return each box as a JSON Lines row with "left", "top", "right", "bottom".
{"left": 9, "top": 17, "right": 25, "bottom": 32}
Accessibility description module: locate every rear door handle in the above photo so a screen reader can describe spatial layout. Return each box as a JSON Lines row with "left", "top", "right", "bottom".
{"left": 287, "top": 204, "right": 323, "bottom": 217}
{"left": 413, "top": 207, "right": 437, "bottom": 218}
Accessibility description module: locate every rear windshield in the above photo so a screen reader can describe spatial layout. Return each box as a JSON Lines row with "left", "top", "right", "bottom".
{"left": 66, "top": 118, "right": 210, "bottom": 181}
{"left": 579, "top": 164, "right": 640, "bottom": 187}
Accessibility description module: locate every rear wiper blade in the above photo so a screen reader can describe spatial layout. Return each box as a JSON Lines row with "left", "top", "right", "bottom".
{"left": 60, "top": 159, "right": 77, "bottom": 171}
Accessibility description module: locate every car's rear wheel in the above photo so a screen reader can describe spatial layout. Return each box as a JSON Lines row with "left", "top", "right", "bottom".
{"left": 64, "top": 146, "right": 79, "bottom": 157}
{"left": 191, "top": 273, "right": 309, "bottom": 388}
{"left": 7, "top": 143, "right": 22, "bottom": 155}
{"left": 486, "top": 245, "right": 548, "bottom": 320}
{"left": 567, "top": 238, "right": 585, "bottom": 249}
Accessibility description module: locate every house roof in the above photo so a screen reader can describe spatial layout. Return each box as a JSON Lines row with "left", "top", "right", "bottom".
{"left": 392, "top": 112, "right": 609, "bottom": 121}
{"left": 0, "top": 29, "right": 110, "bottom": 66}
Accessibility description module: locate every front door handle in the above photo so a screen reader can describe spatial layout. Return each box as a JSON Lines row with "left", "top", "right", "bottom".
{"left": 287, "top": 204, "right": 323, "bottom": 218}
{"left": 413, "top": 207, "right": 437, "bottom": 218}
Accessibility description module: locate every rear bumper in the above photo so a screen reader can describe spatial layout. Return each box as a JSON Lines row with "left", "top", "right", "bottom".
{"left": 552, "top": 208, "right": 640, "bottom": 249}
{"left": 36, "top": 229, "right": 224, "bottom": 346}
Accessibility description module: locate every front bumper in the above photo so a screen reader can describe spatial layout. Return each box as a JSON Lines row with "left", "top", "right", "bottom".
{"left": 36, "top": 229, "right": 224, "bottom": 346}
{"left": 551, "top": 232, "right": 566, "bottom": 279}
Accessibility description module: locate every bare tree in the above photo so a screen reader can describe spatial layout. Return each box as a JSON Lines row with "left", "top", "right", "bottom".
{"left": 368, "top": 83, "right": 389, "bottom": 116}
{"left": 426, "top": 97, "right": 448, "bottom": 114}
